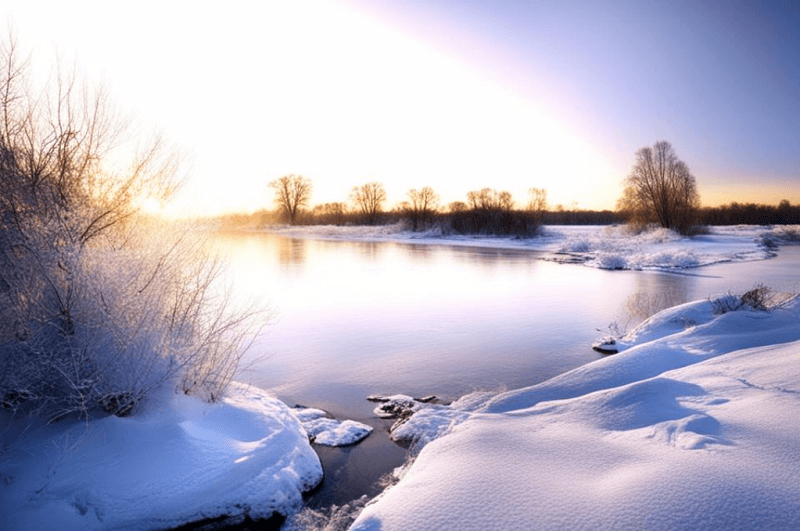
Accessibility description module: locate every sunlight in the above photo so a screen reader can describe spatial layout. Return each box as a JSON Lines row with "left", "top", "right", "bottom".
{"left": 253, "top": 0, "right": 618, "bottom": 210}
{"left": 138, "top": 197, "right": 163, "bottom": 216}
{"left": 173, "top": 0, "right": 618, "bottom": 213}
{"left": 4, "top": 0, "right": 618, "bottom": 216}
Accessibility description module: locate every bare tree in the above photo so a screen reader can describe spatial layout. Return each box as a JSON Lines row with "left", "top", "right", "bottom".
{"left": 405, "top": 186, "right": 439, "bottom": 230}
{"left": 311, "top": 202, "right": 347, "bottom": 225}
{"left": 466, "top": 189, "right": 487, "bottom": 210}
{"left": 351, "top": 181, "right": 386, "bottom": 224}
{"left": 466, "top": 188, "right": 514, "bottom": 212}
{"left": 269, "top": 174, "right": 311, "bottom": 225}
{"left": 497, "top": 191, "right": 514, "bottom": 212}
{"left": 617, "top": 141, "right": 700, "bottom": 234}
{"left": 527, "top": 187, "right": 548, "bottom": 230}
{"left": 448, "top": 201, "right": 467, "bottom": 213}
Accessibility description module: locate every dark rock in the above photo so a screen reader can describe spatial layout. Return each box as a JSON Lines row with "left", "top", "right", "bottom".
{"left": 415, "top": 395, "right": 437, "bottom": 403}
{"left": 162, "top": 512, "right": 284, "bottom": 531}
{"left": 592, "top": 340, "right": 619, "bottom": 355}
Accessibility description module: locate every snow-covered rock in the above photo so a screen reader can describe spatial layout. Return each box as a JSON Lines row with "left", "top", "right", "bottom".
{"left": 366, "top": 392, "right": 496, "bottom": 449}
{"left": 292, "top": 407, "right": 373, "bottom": 446}
{"left": 367, "top": 394, "right": 429, "bottom": 419}
{"left": 388, "top": 391, "right": 496, "bottom": 448}
{"left": 0, "top": 383, "right": 322, "bottom": 531}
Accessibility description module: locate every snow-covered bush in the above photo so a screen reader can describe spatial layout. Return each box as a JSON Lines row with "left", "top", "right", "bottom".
{"left": 0, "top": 37, "right": 262, "bottom": 420}
{"left": 760, "top": 226, "right": 800, "bottom": 248}
{"left": 595, "top": 252, "right": 628, "bottom": 270}
{"left": 710, "top": 285, "right": 789, "bottom": 315}
{"left": 776, "top": 226, "right": 800, "bottom": 242}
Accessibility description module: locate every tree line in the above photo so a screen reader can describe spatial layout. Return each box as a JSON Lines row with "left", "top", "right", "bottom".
{"left": 698, "top": 200, "right": 800, "bottom": 225}
{"left": 267, "top": 175, "right": 560, "bottom": 236}
{"left": 214, "top": 138, "right": 799, "bottom": 232}
{"left": 255, "top": 143, "right": 793, "bottom": 235}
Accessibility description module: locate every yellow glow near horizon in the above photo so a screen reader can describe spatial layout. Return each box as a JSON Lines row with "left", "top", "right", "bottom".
{"left": 5, "top": 0, "right": 620, "bottom": 217}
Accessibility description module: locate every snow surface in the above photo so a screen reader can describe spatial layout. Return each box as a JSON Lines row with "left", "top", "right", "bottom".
{"left": 351, "top": 296, "right": 800, "bottom": 531}
{"left": 264, "top": 224, "right": 798, "bottom": 270}
{"left": 0, "top": 383, "right": 323, "bottom": 531}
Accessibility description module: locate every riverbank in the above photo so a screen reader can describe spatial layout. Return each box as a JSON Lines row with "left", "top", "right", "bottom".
{"left": 0, "top": 383, "right": 324, "bottom": 530}
{"left": 261, "top": 223, "right": 798, "bottom": 270}
{"left": 350, "top": 292, "right": 800, "bottom": 530}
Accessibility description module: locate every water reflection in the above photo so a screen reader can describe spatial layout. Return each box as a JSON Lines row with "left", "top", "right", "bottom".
{"left": 212, "top": 231, "right": 800, "bottom": 403}
{"left": 401, "top": 243, "right": 436, "bottom": 265}
{"left": 623, "top": 271, "right": 693, "bottom": 326}
{"left": 351, "top": 241, "right": 383, "bottom": 261}
{"left": 452, "top": 245, "right": 544, "bottom": 271}
{"left": 277, "top": 237, "right": 307, "bottom": 269}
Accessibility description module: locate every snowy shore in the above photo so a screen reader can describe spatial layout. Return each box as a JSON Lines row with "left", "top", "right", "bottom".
{"left": 351, "top": 294, "right": 800, "bottom": 530}
{"left": 264, "top": 223, "right": 798, "bottom": 270}
{"left": 0, "top": 383, "right": 325, "bottom": 530}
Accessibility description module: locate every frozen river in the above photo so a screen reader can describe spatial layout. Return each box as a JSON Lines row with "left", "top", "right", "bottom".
{"left": 212, "top": 229, "right": 800, "bottom": 508}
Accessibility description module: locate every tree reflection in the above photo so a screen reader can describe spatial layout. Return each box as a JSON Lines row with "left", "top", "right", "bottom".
{"left": 277, "top": 237, "right": 307, "bottom": 268}
{"left": 352, "top": 241, "right": 382, "bottom": 261}
{"left": 403, "top": 243, "right": 436, "bottom": 265}
{"left": 624, "top": 273, "right": 692, "bottom": 325}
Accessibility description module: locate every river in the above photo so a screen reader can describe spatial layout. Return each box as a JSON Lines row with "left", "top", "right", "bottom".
{"left": 212, "top": 229, "right": 800, "bottom": 510}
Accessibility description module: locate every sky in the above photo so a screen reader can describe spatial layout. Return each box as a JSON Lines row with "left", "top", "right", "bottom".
{"left": 2, "top": 0, "right": 798, "bottom": 216}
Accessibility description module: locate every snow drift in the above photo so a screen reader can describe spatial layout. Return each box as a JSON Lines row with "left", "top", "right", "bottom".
{"left": 0, "top": 383, "right": 323, "bottom": 531}
{"left": 351, "top": 296, "right": 800, "bottom": 530}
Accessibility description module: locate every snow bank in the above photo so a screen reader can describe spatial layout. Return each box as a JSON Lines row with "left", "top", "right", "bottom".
{"left": 0, "top": 383, "right": 322, "bottom": 531}
{"left": 553, "top": 225, "right": 780, "bottom": 270}
{"left": 262, "top": 224, "right": 797, "bottom": 270}
{"left": 351, "top": 296, "right": 800, "bottom": 530}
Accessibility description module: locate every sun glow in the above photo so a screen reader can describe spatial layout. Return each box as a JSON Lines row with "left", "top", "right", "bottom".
{"left": 231, "top": 0, "right": 617, "bottom": 213}
{"left": 5, "top": 0, "right": 619, "bottom": 216}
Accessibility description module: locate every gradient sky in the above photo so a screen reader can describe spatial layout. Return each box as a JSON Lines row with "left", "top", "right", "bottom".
{"left": 3, "top": 0, "right": 798, "bottom": 216}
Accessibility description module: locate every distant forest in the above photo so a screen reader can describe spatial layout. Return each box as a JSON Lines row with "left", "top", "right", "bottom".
{"left": 215, "top": 200, "right": 800, "bottom": 231}
{"left": 697, "top": 200, "right": 800, "bottom": 225}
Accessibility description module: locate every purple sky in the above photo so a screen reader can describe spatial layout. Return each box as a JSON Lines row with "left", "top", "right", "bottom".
{"left": 354, "top": 0, "right": 800, "bottom": 206}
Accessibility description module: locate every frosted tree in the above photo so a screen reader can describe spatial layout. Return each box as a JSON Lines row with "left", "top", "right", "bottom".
{"left": 527, "top": 187, "right": 548, "bottom": 230}
{"left": 0, "top": 35, "right": 262, "bottom": 420}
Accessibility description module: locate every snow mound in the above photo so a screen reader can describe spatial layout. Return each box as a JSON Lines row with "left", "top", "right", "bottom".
{"left": 0, "top": 383, "right": 322, "bottom": 531}
{"left": 558, "top": 225, "right": 774, "bottom": 270}
{"left": 351, "top": 296, "right": 800, "bottom": 530}
{"left": 292, "top": 407, "right": 373, "bottom": 446}
{"left": 483, "top": 296, "right": 800, "bottom": 414}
